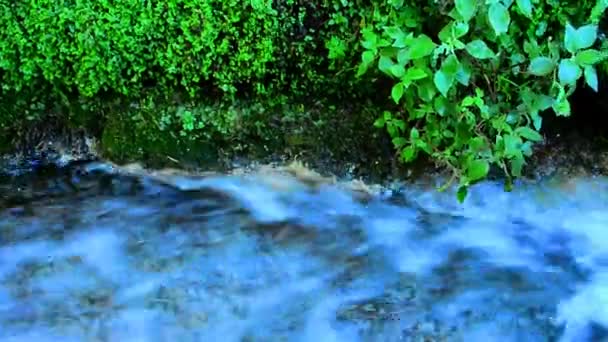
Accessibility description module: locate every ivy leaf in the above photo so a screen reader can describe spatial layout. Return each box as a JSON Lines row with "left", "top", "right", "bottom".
{"left": 433, "top": 70, "right": 454, "bottom": 97}
{"left": 558, "top": 59, "right": 581, "bottom": 85}
{"left": 488, "top": 3, "right": 510, "bottom": 36}
{"left": 584, "top": 65, "right": 598, "bottom": 91}
{"left": 515, "top": 126, "right": 543, "bottom": 142}
{"left": 407, "top": 34, "right": 437, "bottom": 59}
{"left": 465, "top": 39, "right": 496, "bottom": 59}
{"left": 575, "top": 49, "right": 606, "bottom": 66}
{"left": 392, "top": 82, "right": 404, "bottom": 104}
{"left": 455, "top": 0, "right": 477, "bottom": 22}
{"left": 516, "top": 0, "right": 533, "bottom": 18}
{"left": 528, "top": 57, "right": 555, "bottom": 76}
{"left": 467, "top": 159, "right": 490, "bottom": 181}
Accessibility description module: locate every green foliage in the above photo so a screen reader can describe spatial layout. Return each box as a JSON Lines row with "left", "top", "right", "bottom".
{"left": 0, "top": 0, "right": 372, "bottom": 134}
{"left": 1, "top": 0, "right": 608, "bottom": 201}
{"left": 360, "top": 0, "right": 608, "bottom": 201}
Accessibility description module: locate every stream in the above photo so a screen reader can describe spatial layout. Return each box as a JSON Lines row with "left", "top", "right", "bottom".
{"left": 0, "top": 161, "right": 607, "bottom": 341}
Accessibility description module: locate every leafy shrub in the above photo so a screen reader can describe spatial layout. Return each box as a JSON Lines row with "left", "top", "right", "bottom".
{"left": 1, "top": 0, "right": 608, "bottom": 199}
{"left": 357, "top": 0, "right": 608, "bottom": 200}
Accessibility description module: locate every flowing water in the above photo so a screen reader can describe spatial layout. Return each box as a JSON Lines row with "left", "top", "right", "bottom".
{"left": 0, "top": 161, "right": 607, "bottom": 341}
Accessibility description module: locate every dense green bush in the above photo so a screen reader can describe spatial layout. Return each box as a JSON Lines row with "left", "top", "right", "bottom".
{"left": 1, "top": 0, "right": 608, "bottom": 199}
{"left": 357, "top": 0, "right": 608, "bottom": 199}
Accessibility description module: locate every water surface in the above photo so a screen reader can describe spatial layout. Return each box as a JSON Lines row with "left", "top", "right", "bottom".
{"left": 0, "top": 162, "right": 606, "bottom": 341}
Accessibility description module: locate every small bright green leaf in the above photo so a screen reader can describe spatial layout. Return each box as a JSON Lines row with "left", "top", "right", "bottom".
{"left": 401, "top": 146, "right": 416, "bottom": 161}
{"left": 528, "top": 57, "right": 555, "bottom": 76}
{"left": 455, "top": 0, "right": 477, "bottom": 21}
{"left": 405, "top": 67, "right": 428, "bottom": 81}
{"left": 410, "top": 127, "right": 420, "bottom": 140}
{"left": 362, "top": 51, "right": 375, "bottom": 65}
{"left": 373, "top": 117, "right": 385, "bottom": 128}
{"left": 407, "top": 34, "right": 437, "bottom": 59}
{"left": 516, "top": 0, "right": 533, "bottom": 18}
{"left": 488, "top": 3, "right": 510, "bottom": 35}
{"left": 465, "top": 39, "right": 496, "bottom": 59}
{"left": 575, "top": 49, "right": 606, "bottom": 66}
{"left": 515, "top": 126, "right": 543, "bottom": 141}
{"left": 467, "top": 159, "right": 490, "bottom": 181}
{"left": 584, "top": 65, "right": 599, "bottom": 91}
{"left": 558, "top": 59, "right": 581, "bottom": 85}
{"left": 576, "top": 24, "right": 598, "bottom": 50}
{"left": 433, "top": 70, "right": 454, "bottom": 97}
{"left": 392, "top": 82, "right": 404, "bottom": 104}
{"left": 390, "top": 64, "right": 406, "bottom": 78}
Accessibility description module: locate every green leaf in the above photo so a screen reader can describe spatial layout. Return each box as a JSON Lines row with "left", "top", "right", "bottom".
{"left": 373, "top": 117, "right": 385, "bottom": 128}
{"left": 453, "top": 22, "right": 470, "bottom": 38}
{"left": 362, "top": 51, "right": 375, "bottom": 65}
{"left": 404, "top": 67, "right": 428, "bottom": 81}
{"left": 553, "top": 97, "right": 571, "bottom": 116}
{"left": 433, "top": 70, "right": 454, "bottom": 97}
{"left": 407, "top": 35, "right": 437, "bottom": 59}
{"left": 442, "top": 54, "right": 461, "bottom": 75}
{"left": 467, "top": 159, "right": 490, "bottom": 181}
{"left": 410, "top": 127, "right": 420, "bottom": 140}
{"left": 456, "top": 185, "right": 468, "bottom": 203}
{"left": 576, "top": 24, "right": 598, "bottom": 50}
{"left": 575, "top": 49, "right": 606, "bottom": 66}
{"left": 516, "top": 0, "right": 533, "bottom": 18}
{"left": 390, "top": 64, "right": 406, "bottom": 78}
{"left": 391, "top": 82, "right": 404, "bottom": 104}
{"left": 401, "top": 145, "right": 416, "bottom": 161}
{"left": 392, "top": 137, "right": 407, "bottom": 148}
{"left": 558, "top": 59, "right": 581, "bottom": 85}
{"left": 565, "top": 24, "right": 599, "bottom": 52}
{"left": 488, "top": 3, "right": 510, "bottom": 36}
{"left": 528, "top": 57, "right": 555, "bottom": 76}
{"left": 515, "top": 126, "right": 543, "bottom": 141}
{"left": 378, "top": 55, "right": 394, "bottom": 74}
{"left": 455, "top": 64, "right": 471, "bottom": 85}
{"left": 564, "top": 23, "right": 578, "bottom": 53}
{"left": 510, "top": 155, "right": 524, "bottom": 177}
{"left": 584, "top": 65, "right": 599, "bottom": 91}
{"left": 455, "top": 0, "right": 477, "bottom": 21}
{"left": 465, "top": 39, "right": 496, "bottom": 59}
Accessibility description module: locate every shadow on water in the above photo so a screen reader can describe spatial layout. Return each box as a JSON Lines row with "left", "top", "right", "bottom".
{"left": 0, "top": 161, "right": 607, "bottom": 341}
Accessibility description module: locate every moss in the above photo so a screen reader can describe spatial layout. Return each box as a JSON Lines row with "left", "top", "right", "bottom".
{"left": 100, "top": 108, "right": 223, "bottom": 170}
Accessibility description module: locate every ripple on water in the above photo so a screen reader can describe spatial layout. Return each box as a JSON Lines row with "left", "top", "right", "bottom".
{"left": 1, "top": 163, "right": 608, "bottom": 341}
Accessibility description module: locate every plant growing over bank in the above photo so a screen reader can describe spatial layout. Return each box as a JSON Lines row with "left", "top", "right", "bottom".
{"left": 357, "top": 0, "right": 608, "bottom": 200}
